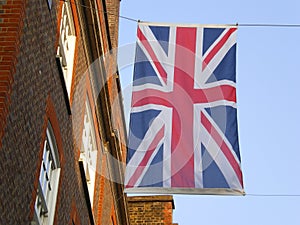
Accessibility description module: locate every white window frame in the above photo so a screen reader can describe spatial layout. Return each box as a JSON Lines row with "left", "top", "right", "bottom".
{"left": 80, "top": 100, "right": 98, "bottom": 207}
{"left": 57, "top": 1, "right": 76, "bottom": 98}
{"left": 32, "top": 122, "right": 61, "bottom": 225}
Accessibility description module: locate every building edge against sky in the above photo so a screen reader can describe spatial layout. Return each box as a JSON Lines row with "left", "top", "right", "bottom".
{"left": 0, "top": 0, "right": 177, "bottom": 224}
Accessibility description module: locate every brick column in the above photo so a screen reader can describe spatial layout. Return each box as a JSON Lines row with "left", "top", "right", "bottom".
{"left": 128, "top": 195, "right": 178, "bottom": 225}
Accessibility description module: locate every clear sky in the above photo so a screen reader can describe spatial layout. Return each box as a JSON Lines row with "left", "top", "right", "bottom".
{"left": 117, "top": 1, "right": 300, "bottom": 224}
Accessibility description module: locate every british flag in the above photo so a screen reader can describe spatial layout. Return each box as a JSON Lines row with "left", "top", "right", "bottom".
{"left": 124, "top": 22, "right": 244, "bottom": 195}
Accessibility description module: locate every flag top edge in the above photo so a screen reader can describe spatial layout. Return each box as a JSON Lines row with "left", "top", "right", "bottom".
{"left": 138, "top": 21, "right": 238, "bottom": 28}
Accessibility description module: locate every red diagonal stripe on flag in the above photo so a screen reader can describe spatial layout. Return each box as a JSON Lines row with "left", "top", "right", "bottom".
{"left": 126, "top": 125, "right": 165, "bottom": 188}
{"left": 138, "top": 28, "right": 168, "bottom": 84}
{"left": 201, "top": 111, "right": 243, "bottom": 187}
{"left": 202, "top": 28, "right": 237, "bottom": 71}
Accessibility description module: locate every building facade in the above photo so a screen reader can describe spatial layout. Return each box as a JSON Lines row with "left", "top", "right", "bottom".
{"left": 0, "top": 0, "right": 178, "bottom": 224}
{"left": 0, "top": 0, "right": 128, "bottom": 224}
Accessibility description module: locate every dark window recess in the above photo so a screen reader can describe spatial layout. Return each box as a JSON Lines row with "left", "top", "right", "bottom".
{"left": 56, "top": 56, "right": 72, "bottom": 115}
{"left": 101, "top": 0, "right": 112, "bottom": 50}
{"left": 47, "top": 0, "right": 52, "bottom": 10}
{"left": 79, "top": 161, "right": 95, "bottom": 225}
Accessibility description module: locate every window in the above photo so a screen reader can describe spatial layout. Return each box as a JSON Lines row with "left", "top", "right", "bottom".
{"left": 57, "top": 1, "right": 76, "bottom": 98}
{"left": 80, "top": 100, "right": 98, "bottom": 207}
{"left": 47, "top": 0, "right": 52, "bottom": 10}
{"left": 32, "top": 123, "right": 61, "bottom": 225}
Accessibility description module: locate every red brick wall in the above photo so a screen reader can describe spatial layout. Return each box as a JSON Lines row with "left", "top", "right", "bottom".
{"left": 128, "top": 195, "right": 178, "bottom": 225}
{"left": 0, "top": 0, "right": 26, "bottom": 147}
{"left": 105, "top": 0, "right": 120, "bottom": 49}
{"left": 70, "top": 0, "right": 129, "bottom": 224}
{"left": 0, "top": 0, "right": 91, "bottom": 224}
{"left": 0, "top": 0, "right": 128, "bottom": 224}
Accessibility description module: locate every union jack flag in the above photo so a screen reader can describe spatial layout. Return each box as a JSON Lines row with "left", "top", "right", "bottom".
{"left": 125, "top": 22, "right": 244, "bottom": 195}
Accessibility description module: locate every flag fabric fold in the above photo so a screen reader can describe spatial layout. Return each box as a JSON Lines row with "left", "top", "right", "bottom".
{"left": 125, "top": 22, "right": 244, "bottom": 195}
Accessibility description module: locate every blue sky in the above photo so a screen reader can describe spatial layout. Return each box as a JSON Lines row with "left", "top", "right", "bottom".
{"left": 118, "top": 1, "right": 300, "bottom": 224}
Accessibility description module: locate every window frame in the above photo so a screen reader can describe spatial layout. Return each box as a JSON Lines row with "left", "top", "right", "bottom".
{"left": 80, "top": 99, "right": 98, "bottom": 207}
{"left": 56, "top": 1, "right": 76, "bottom": 99}
{"left": 32, "top": 122, "right": 61, "bottom": 225}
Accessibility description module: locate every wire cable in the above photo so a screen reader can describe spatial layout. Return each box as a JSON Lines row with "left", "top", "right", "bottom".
{"left": 119, "top": 15, "right": 139, "bottom": 22}
{"left": 237, "top": 23, "right": 300, "bottom": 28}
{"left": 62, "top": 0, "right": 300, "bottom": 27}
{"left": 246, "top": 193, "right": 300, "bottom": 197}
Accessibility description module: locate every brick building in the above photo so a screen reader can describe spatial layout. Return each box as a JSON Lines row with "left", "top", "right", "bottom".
{"left": 128, "top": 196, "right": 178, "bottom": 225}
{"left": 0, "top": 0, "right": 177, "bottom": 224}
{"left": 0, "top": 0, "right": 128, "bottom": 224}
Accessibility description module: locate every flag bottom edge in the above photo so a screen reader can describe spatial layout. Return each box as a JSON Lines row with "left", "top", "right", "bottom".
{"left": 124, "top": 187, "right": 245, "bottom": 196}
